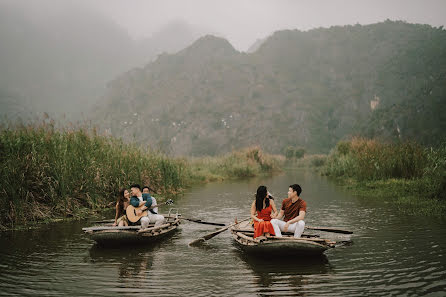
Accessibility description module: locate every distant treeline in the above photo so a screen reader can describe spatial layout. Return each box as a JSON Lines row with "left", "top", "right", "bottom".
{"left": 0, "top": 123, "right": 281, "bottom": 229}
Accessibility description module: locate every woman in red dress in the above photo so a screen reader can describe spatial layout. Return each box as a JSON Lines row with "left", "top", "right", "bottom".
{"left": 250, "top": 185, "right": 278, "bottom": 238}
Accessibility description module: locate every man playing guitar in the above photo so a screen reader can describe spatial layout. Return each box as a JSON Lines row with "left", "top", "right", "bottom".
{"left": 129, "top": 184, "right": 165, "bottom": 228}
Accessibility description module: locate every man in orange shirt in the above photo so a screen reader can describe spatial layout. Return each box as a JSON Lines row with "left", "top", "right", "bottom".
{"left": 270, "top": 184, "right": 306, "bottom": 238}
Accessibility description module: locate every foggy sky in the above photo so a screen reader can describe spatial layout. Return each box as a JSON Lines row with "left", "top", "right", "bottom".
{"left": 7, "top": 0, "right": 446, "bottom": 51}
{"left": 89, "top": 0, "right": 446, "bottom": 51}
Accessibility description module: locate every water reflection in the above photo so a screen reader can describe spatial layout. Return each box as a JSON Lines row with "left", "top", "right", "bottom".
{"left": 90, "top": 245, "right": 155, "bottom": 275}
{"left": 235, "top": 248, "right": 332, "bottom": 294}
{"left": 87, "top": 244, "right": 161, "bottom": 293}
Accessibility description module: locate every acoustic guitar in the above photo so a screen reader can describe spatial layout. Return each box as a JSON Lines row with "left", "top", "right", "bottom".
{"left": 126, "top": 199, "right": 174, "bottom": 223}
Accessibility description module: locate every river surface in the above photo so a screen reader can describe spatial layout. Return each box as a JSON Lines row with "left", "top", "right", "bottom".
{"left": 1, "top": 169, "right": 445, "bottom": 296}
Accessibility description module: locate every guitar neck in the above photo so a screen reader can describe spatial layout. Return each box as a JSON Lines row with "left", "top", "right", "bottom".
{"left": 147, "top": 202, "right": 165, "bottom": 209}
{"left": 137, "top": 201, "right": 167, "bottom": 210}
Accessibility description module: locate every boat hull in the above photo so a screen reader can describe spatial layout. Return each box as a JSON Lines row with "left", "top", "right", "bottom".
{"left": 230, "top": 221, "right": 333, "bottom": 256}
{"left": 84, "top": 218, "right": 180, "bottom": 247}
{"left": 232, "top": 233, "right": 329, "bottom": 256}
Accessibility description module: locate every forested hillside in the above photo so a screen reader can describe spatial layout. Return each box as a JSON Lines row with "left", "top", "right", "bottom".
{"left": 95, "top": 21, "right": 446, "bottom": 155}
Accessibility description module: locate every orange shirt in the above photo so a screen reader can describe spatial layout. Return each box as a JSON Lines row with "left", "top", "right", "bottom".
{"left": 281, "top": 197, "right": 307, "bottom": 222}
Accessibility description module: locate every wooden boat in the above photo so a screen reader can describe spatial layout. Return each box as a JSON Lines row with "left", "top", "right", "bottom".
{"left": 83, "top": 211, "right": 180, "bottom": 246}
{"left": 230, "top": 220, "right": 336, "bottom": 256}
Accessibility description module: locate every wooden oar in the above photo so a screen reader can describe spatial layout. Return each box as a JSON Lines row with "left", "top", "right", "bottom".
{"left": 82, "top": 226, "right": 141, "bottom": 231}
{"left": 305, "top": 226, "right": 353, "bottom": 234}
{"left": 179, "top": 217, "right": 226, "bottom": 226}
{"left": 91, "top": 219, "right": 114, "bottom": 224}
{"left": 189, "top": 218, "right": 250, "bottom": 246}
{"left": 92, "top": 217, "right": 226, "bottom": 226}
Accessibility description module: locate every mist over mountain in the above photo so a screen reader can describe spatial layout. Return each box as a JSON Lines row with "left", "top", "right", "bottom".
{"left": 94, "top": 21, "right": 446, "bottom": 156}
{"left": 0, "top": 2, "right": 206, "bottom": 121}
{"left": 0, "top": 2, "right": 134, "bottom": 118}
{"left": 135, "top": 20, "right": 212, "bottom": 64}
{"left": 246, "top": 37, "right": 268, "bottom": 53}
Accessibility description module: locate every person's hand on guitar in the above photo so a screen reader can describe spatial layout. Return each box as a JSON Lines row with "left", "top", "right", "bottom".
{"left": 136, "top": 201, "right": 147, "bottom": 215}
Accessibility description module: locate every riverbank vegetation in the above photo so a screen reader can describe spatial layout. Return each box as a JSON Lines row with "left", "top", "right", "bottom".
{"left": 322, "top": 138, "right": 446, "bottom": 217}
{"left": 0, "top": 124, "right": 282, "bottom": 230}
{"left": 188, "top": 147, "right": 282, "bottom": 183}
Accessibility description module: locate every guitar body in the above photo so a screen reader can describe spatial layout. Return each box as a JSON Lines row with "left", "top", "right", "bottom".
{"left": 126, "top": 205, "right": 148, "bottom": 223}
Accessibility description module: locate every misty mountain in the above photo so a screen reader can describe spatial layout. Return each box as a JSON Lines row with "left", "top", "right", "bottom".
{"left": 135, "top": 20, "right": 212, "bottom": 65}
{"left": 94, "top": 21, "right": 446, "bottom": 156}
{"left": 0, "top": 2, "right": 206, "bottom": 121}
{"left": 246, "top": 37, "right": 268, "bottom": 53}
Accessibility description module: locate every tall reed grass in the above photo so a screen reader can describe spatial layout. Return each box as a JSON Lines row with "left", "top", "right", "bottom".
{"left": 0, "top": 123, "right": 187, "bottom": 229}
{"left": 0, "top": 124, "right": 282, "bottom": 229}
{"left": 323, "top": 137, "right": 446, "bottom": 203}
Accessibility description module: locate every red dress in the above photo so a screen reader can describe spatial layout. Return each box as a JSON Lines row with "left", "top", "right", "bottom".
{"left": 253, "top": 204, "right": 276, "bottom": 238}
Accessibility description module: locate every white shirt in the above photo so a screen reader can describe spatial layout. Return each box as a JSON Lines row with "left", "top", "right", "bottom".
{"left": 151, "top": 196, "right": 158, "bottom": 214}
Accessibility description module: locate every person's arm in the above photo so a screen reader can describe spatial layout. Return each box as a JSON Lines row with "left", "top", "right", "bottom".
{"left": 275, "top": 209, "right": 284, "bottom": 221}
{"left": 283, "top": 210, "right": 306, "bottom": 231}
{"left": 135, "top": 196, "right": 154, "bottom": 214}
{"left": 113, "top": 202, "right": 119, "bottom": 226}
{"left": 270, "top": 200, "right": 278, "bottom": 218}
{"left": 151, "top": 197, "right": 158, "bottom": 213}
{"left": 250, "top": 201, "right": 263, "bottom": 222}
{"left": 140, "top": 194, "right": 153, "bottom": 211}
{"left": 130, "top": 197, "right": 140, "bottom": 207}
{"left": 287, "top": 210, "right": 306, "bottom": 224}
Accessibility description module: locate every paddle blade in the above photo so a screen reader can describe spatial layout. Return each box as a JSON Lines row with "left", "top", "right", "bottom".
{"left": 188, "top": 238, "right": 205, "bottom": 246}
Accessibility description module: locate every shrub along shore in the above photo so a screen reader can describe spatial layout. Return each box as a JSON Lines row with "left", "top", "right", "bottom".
{"left": 321, "top": 138, "right": 446, "bottom": 217}
{"left": 0, "top": 123, "right": 282, "bottom": 230}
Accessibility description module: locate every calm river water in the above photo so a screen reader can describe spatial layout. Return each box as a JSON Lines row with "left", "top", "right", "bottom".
{"left": 0, "top": 169, "right": 445, "bottom": 296}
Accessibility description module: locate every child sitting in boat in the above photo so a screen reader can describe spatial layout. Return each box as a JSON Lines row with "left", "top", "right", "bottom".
{"left": 250, "top": 186, "right": 278, "bottom": 238}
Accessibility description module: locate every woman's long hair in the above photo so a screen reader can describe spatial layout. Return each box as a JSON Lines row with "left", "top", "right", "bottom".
{"left": 117, "top": 188, "right": 127, "bottom": 216}
{"left": 255, "top": 185, "right": 269, "bottom": 211}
